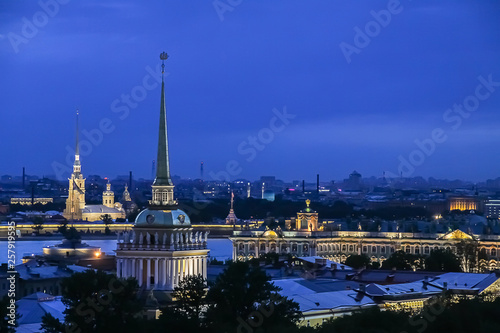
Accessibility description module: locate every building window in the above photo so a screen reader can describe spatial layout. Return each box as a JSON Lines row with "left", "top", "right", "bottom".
{"left": 342, "top": 245, "right": 346, "bottom": 252}
{"left": 348, "top": 245, "right": 354, "bottom": 252}
{"left": 405, "top": 246, "right": 410, "bottom": 253}
{"left": 492, "top": 248, "right": 497, "bottom": 257}
{"left": 372, "top": 246, "right": 377, "bottom": 253}
{"left": 381, "top": 247, "right": 386, "bottom": 253}
{"left": 260, "top": 243, "right": 266, "bottom": 251}
{"left": 424, "top": 246, "right": 430, "bottom": 254}
{"left": 363, "top": 246, "right": 367, "bottom": 253}
{"left": 415, "top": 247, "right": 420, "bottom": 254}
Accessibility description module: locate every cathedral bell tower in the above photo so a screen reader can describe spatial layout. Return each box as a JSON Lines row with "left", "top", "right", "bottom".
{"left": 63, "top": 110, "right": 86, "bottom": 220}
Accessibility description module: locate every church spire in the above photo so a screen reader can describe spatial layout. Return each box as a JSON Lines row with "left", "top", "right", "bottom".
{"left": 153, "top": 52, "right": 173, "bottom": 186}
{"left": 150, "top": 52, "right": 176, "bottom": 207}
{"left": 73, "top": 109, "right": 81, "bottom": 174}
{"left": 75, "top": 109, "right": 80, "bottom": 157}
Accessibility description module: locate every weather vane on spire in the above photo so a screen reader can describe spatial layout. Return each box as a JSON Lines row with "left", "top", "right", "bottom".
{"left": 160, "top": 52, "right": 169, "bottom": 78}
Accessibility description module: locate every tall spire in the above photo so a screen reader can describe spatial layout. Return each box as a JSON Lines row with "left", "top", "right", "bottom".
{"left": 75, "top": 109, "right": 80, "bottom": 162}
{"left": 153, "top": 52, "right": 173, "bottom": 186}
{"left": 73, "top": 109, "right": 81, "bottom": 175}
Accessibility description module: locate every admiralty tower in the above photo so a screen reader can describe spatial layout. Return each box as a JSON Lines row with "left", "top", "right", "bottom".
{"left": 115, "top": 53, "right": 209, "bottom": 291}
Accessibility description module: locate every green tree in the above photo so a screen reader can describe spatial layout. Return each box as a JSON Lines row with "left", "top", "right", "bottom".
{"left": 204, "top": 261, "right": 301, "bottom": 333}
{"left": 101, "top": 214, "right": 113, "bottom": 225}
{"left": 32, "top": 216, "right": 44, "bottom": 235}
{"left": 344, "top": 254, "right": 370, "bottom": 269}
{"left": 101, "top": 214, "right": 113, "bottom": 235}
{"left": 57, "top": 221, "right": 68, "bottom": 236}
{"left": 456, "top": 239, "right": 479, "bottom": 272}
{"left": 423, "top": 295, "right": 500, "bottom": 333}
{"left": 381, "top": 250, "right": 416, "bottom": 270}
{"left": 158, "top": 275, "right": 207, "bottom": 332}
{"left": 425, "top": 249, "right": 461, "bottom": 272}
{"left": 41, "top": 270, "right": 145, "bottom": 333}
{"left": 310, "top": 306, "right": 415, "bottom": 333}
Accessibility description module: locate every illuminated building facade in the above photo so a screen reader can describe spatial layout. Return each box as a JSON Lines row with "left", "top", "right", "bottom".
{"left": 449, "top": 196, "right": 479, "bottom": 211}
{"left": 10, "top": 197, "right": 53, "bottom": 205}
{"left": 231, "top": 201, "right": 500, "bottom": 271}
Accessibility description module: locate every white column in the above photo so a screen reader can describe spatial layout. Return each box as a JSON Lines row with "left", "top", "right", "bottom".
{"left": 179, "top": 259, "right": 184, "bottom": 281}
{"left": 117, "top": 259, "right": 122, "bottom": 278}
{"left": 173, "top": 258, "right": 178, "bottom": 287}
{"left": 166, "top": 259, "right": 171, "bottom": 289}
{"left": 146, "top": 259, "right": 151, "bottom": 289}
{"left": 162, "top": 259, "right": 167, "bottom": 288}
{"left": 198, "top": 257, "right": 202, "bottom": 276}
{"left": 155, "top": 259, "right": 159, "bottom": 288}
{"left": 201, "top": 257, "right": 206, "bottom": 279}
{"left": 139, "top": 259, "right": 143, "bottom": 286}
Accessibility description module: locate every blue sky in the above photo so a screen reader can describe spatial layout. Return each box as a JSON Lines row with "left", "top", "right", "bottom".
{"left": 1, "top": 0, "right": 499, "bottom": 182}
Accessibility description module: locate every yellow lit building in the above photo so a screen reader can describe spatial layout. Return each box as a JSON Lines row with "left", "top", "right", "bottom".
{"left": 62, "top": 112, "right": 125, "bottom": 222}
{"left": 449, "top": 196, "right": 479, "bottom": 211}
{"left": 10, "top": 197, "right": 53, "bottom": 205}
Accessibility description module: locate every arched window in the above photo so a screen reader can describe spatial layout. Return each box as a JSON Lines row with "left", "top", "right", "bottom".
{"left": 372, "top": 246, "right": 377, "bottom": 253}
{"left": 348, "top": 245, "right": 354, "bottom": 252}
{"left": 260, "top": 243, "right": 266, "bottom": 251}
{"left": 424, "top": 246, "right": 430, "bottom": 254}
{"left": 491, "top": 248, "right": 497, "bottom": 257}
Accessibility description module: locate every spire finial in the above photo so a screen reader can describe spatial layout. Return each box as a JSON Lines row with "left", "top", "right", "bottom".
{"left": 160, "top": 52, "right": 168, "bottom": 80}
